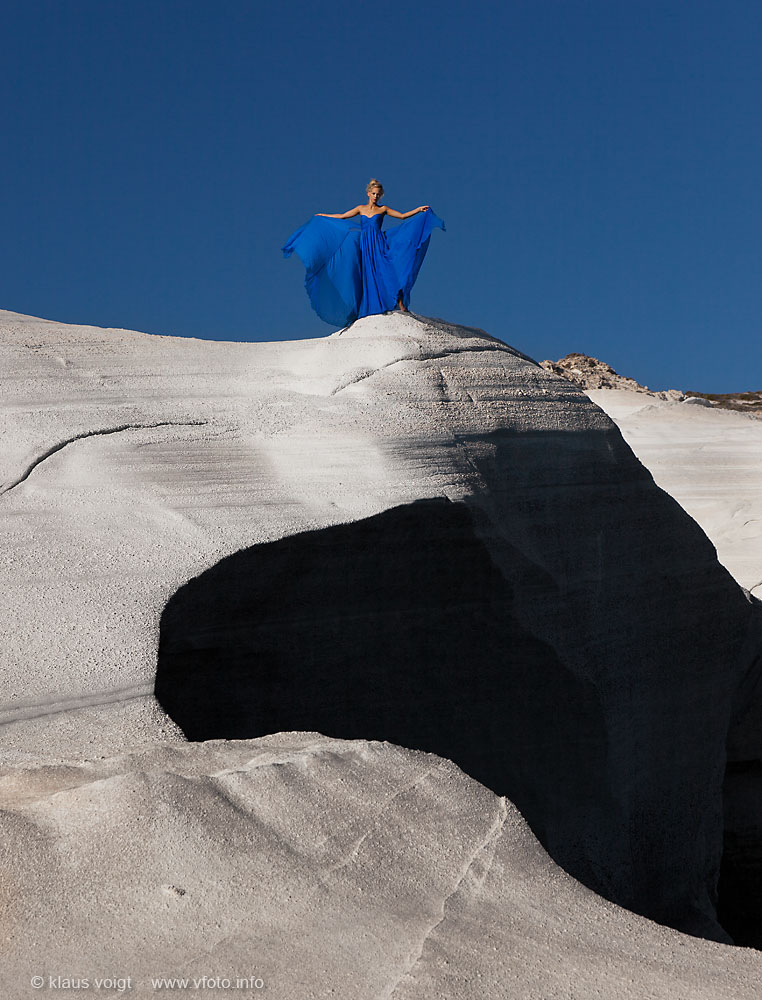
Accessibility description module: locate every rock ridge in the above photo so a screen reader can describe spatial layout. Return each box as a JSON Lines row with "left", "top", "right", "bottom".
{"left": 540, "top": 351, "right": 685, "bottom": 398}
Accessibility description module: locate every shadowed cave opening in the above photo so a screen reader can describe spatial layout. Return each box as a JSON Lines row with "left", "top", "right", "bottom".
{"left": 155, "top": 497, "right": 759, "bottom": 948}
{"left": 156, "top": 499, "right": 602, "bottom": 810}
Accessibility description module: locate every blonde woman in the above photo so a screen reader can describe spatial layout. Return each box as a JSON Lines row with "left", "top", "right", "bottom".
{"left": 283, "top": 179, "right": 444, "bottom": 327}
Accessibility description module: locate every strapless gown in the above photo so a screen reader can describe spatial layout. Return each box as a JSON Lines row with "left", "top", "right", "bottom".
{"left": 282, "top": 209, "right": 445, "bottom": 327}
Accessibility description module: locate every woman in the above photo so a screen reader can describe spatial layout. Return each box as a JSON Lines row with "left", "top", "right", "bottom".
{"left": 282, "top": 179, "right": 444, "bottom": 328}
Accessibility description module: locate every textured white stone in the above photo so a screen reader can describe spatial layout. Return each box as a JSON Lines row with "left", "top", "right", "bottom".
{"left": 1, "top": 734, "right": 761, "bottom": 1000}
{"left": 2, "top": 308, "right": 761, "bottom": 991}
{"left": 586, "top": 389, "right": 762, "bottom": 597}
{"left": 0, "top": 308, "right": 591, "bottom": 758}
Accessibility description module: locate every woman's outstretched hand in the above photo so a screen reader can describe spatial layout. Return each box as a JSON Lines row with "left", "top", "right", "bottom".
{"left": 418, "top": 205, "right": 430, "bottom": 213}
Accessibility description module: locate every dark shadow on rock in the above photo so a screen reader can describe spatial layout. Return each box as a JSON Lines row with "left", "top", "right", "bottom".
{"left": 156, "top": 498, "right": 606, "bottom": 857}
{"left": 718, "top": 760, "right": 762, "bottom": 948}
{"left": 720, "top": 636, "right": 762, "bottom": 950}
{"left": 460, "top": 426, "right": 762, "bottom": 944}
{"left": 155, "top": 479, "right": 761, "bottom": 947}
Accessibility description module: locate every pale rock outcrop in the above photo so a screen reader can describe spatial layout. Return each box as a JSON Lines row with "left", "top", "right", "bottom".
{"left": 1, "top": 734, "right": 761, "bottom": 1000}
{"left": 1, "top": 308, "right": 761, "bottom": 968}
{"left": 583, "top": 388, "right": 762, "bottom": 598}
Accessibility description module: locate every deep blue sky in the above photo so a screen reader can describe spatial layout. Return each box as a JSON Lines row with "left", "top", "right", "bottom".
{"left": 2, "top": 1, "right": 760, "bottom": 391}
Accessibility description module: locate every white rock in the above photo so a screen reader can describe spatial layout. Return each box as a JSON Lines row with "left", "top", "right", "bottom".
{"left": 1, "top": 734, "right": 760, "bottom": 999}
{"left": 1, "top": 307, "right": 761, "bottom": 966}
{"left": 585, "top": 387, "right": 762, "bottom": 597}
{"left": 682, "top": 394, "right": 715, "bottom": 406}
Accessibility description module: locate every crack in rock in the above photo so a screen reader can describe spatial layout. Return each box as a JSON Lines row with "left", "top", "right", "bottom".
{"left": 382, "top": 796, "right": 509, "bottom": 998}
{"left": 0, "top": 682, "right": 154, "bottom": 726}
{"left": 324, "top": 765, "right": 442, "bottom": 877}
{"left": 0, "top": 420, "right": 208, "bottom": 496}
{"left": 330, "top": 344, "right": 515, "bottom": 396}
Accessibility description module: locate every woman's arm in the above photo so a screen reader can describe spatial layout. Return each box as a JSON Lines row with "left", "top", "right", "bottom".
{"left": 385, "top": 205, "right": 430, "bottom": 220}
{"left": 315, "top": 206, "right": 362, "bottom": 219}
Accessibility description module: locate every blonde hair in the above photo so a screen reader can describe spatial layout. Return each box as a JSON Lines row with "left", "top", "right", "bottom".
{"left": 366, "top": 178, "right": 384, "bottom": 196}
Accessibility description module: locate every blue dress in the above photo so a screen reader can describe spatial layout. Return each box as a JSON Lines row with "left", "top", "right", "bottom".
{"left": 282, "top": 208, "right": 445, "bottom": 327}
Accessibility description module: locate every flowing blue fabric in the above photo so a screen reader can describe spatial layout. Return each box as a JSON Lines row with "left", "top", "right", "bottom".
{"left": 282, "top": 209, "right": 445, "bottom": 327}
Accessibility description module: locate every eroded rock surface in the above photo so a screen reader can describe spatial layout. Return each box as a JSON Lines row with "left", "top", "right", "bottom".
{"left": 1, "top": 735, "right": 761, "bottom": 999}
{"left": 1, "top": 308, "right": 761, "bottom": 960}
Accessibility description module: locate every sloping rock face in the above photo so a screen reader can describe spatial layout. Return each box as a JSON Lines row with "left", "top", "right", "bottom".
{"left": 2, "top": 735, "right": 761, "bottom": 1000}
{"left": 1, "top": 308, "right": 761, "bottom": 956}
{"left": 584, "top": 389, "right": 762, "bottom": 598}
{"left": 584, "top": 387, "right": 762, "bottom": 948}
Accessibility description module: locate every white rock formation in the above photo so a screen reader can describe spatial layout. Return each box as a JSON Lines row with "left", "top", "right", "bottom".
{"left": 538, "top": 352, "right": 762, "bottom": 598}
{"left": 581, "top": 384, "right": 762, "bottom": 950}
{"left": 1, "top": 308, "right": 761, "bottom": 992}
{"left": 584, "top": 389, "right": 762, "bottom": 599}
{"left": 2, "top": 734, "right": 761, "bottom": 1000}
{"left": 0, "top": 307, "right": 594, "bottom": 759}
